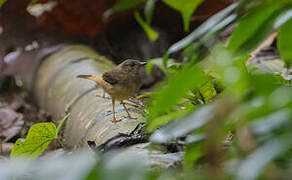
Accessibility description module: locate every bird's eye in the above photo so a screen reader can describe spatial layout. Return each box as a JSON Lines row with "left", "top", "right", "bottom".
{"left": 130, "top": 62, "right": 135, "bottom": 67}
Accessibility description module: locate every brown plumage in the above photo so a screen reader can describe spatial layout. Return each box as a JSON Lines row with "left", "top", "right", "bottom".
{"left": 77, "top": 59, "right": 146, "bottom": 123}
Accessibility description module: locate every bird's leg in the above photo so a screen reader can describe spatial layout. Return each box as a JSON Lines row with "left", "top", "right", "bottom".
{"left": 111, "top": 98, "right": 121, "bottom": 123}
{"left": 120, "top": 100, "right": 137, "bottom": 119}
{"left": 102, "top": 90, "right": 106, "bottom": 98}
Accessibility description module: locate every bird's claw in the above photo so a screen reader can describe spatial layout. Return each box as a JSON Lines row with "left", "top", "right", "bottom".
{"left": 111, "top": 119, "right": 122, "bottom": 123}
{"left": 122, "top": 115, "right": 137, "bottom": 119}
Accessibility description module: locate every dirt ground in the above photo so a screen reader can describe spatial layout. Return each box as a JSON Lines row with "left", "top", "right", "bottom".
{"left": 0, "top": 77, "right": 57, "bottom": 156}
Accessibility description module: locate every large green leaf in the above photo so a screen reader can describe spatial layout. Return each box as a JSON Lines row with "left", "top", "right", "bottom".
{"left": 278, "top": 18, "right": 292, "bottom": 67}
{"left": 147, "top": 64, "right": 208, "bottom": 130}
{"left": 228, "top": 3, "right": 280, "bottom": 52}
{"left": 162, "top": 0, "right": 204, "bottom": 31}
{"left": 10, "top": 122, "right": 57, "bottom": 159}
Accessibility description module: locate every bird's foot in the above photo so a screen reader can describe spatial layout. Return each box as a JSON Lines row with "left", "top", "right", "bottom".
{"left": 122, "top": 115, "right": 137, "bottom": 120}
{"left": 111, "top": 118, "right": 122, "bottom": 123}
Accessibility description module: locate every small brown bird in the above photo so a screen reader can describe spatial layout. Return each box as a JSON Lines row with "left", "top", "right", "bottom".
{"left": 77, "top": 59, "right": 146, "bottom": 123}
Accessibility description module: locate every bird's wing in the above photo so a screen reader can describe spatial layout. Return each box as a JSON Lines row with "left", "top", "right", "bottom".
{"left": 102, "top": 71, "right": 119, "bottom": 85}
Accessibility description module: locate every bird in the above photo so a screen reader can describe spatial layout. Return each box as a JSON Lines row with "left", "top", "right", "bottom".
{"left": 77, "top": 59, "right": 146, "bottom": 123}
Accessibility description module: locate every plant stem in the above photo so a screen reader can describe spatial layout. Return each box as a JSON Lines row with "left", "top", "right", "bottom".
{"left": 57, "top": 138, "right": 66, "bottom": 149}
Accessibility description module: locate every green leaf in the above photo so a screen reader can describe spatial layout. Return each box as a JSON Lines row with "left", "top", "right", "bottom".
{"left": 184, "top": 140, "right": 204, "bottom": 168}
{"left": 104, "top": 0, "right": 146, "bottom": 18}
{"left": 134, "top": 11, "right": 159, "bottom": 41}
{"left": 228, "top": 3, "right": 280, "bottom": 52}
{"left": 10, "top": 122, "right": 57, "bottom": 159}
{"left": 147, "top": 64, "right": 208, "bottom": 129}
{"left": 278, "top": 18, "right": 292, "bottom": 67}
{"left": 144, "top": 0, "right": 156, "bottom": 24}
{"left": 167, "top": 3, "right": 238, "bottom": 54}
{"left": 162, "top": 0, "right": 204, "bottom": 31}
{"left": 239, "top": 8, "right": 284, "bottom": 53}
{"left": 0, "top": 0, "right": 7, "bottom": 8}
{"left": 195, "top": 79, "right": 217, "bottom": 103}
{"left": 150, "top": 104, "right": 214, "bottom": 143}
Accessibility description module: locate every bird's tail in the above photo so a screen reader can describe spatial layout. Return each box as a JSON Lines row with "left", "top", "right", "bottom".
{"left": 77, "top": 75, "right": 105, "bottom": 87}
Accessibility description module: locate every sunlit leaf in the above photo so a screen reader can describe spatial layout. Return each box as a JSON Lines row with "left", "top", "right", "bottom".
{"left": 278, "top": 18, "right": 292, "bottom": 67}
{"left": 162, "top": 0, "right": 204, "bottom": 31}
{"left": 10, "top": 122, "right": 57, "bottom": 159}
{"left": 150, "top": 104, "right": 214, "bottom": 143}
{"left": 194, "top": 79, "right": 217, "bottom": 103}
{"left": 228, "top": 3, "right": 280, "bottom": 52}
{"left": 134, "top": 11, "right": 159, "bottom": 41}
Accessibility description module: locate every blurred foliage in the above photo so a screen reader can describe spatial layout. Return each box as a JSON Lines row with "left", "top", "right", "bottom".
{"left": 0, "top": 0, "right": 38, "bottom": 9}
{"left": 104, "top": 0, "right": 146, "bottom": 19}
{"left": 162, "top": 0, "right": 204, "bottom": 31}
{"left": 145, "top": 0, "right": 292, "bottom": 179}
{"left": 3, "top": 0, "right": 292, "bottom": 179}
{"left": 107, "top": 0, "right": 205, "bottom": 40}
{"left": 134, "top": 11, "right": 159, "bottom": 41}
{"left": 0, "top": 0, "right": 6, "bottom": 8}
{"left": 278, "top": 18, "right": 292, "bottom": 67}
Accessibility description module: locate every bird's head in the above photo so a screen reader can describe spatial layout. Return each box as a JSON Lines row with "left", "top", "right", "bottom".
{"left": 119, "top": 59, "right": 146, "bottom": 74}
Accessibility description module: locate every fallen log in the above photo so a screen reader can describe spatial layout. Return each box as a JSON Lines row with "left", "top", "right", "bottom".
{"left": 34, "top": 45, "right": 145, "bottom": 148}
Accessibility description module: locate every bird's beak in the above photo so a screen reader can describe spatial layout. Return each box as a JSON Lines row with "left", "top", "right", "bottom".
{"left": 140, "top": 61, "right": 147, "bottom": 65}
